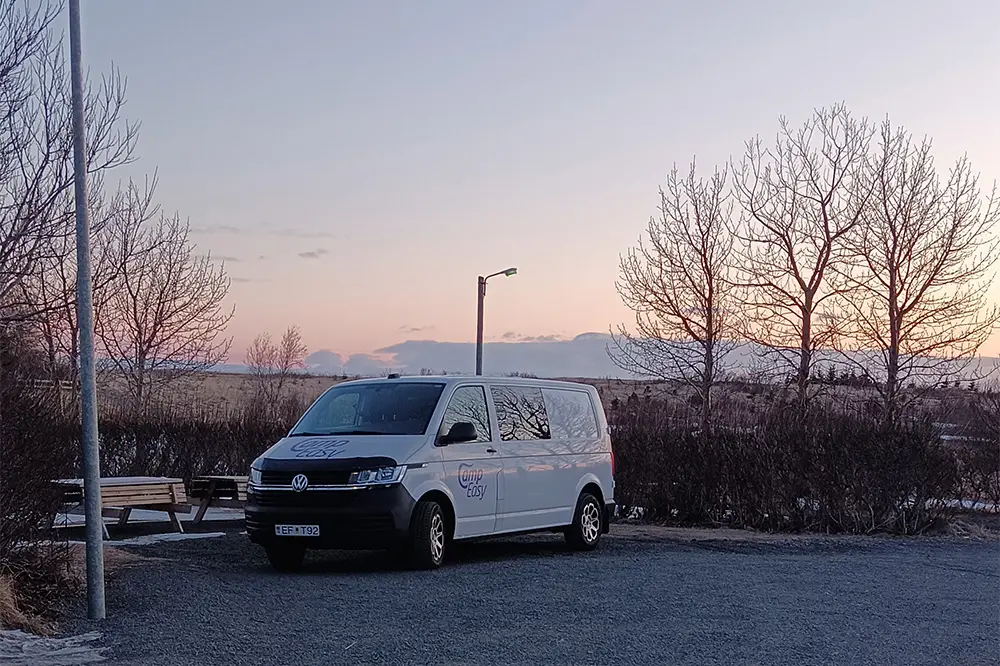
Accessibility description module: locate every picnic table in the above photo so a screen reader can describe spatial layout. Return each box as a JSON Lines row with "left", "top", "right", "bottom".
{"left": 189, "top": 475, "right": 248, "bottom": 525}
{"left": 53, "top": 476, "right": 190, "bottom": 539}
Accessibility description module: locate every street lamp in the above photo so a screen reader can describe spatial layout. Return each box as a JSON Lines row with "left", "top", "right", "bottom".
{"left": 69, "top": 0, "right": 106, "bottom": 620}
{"left": 476, "top": 267, "right": 517, "bottom": 375}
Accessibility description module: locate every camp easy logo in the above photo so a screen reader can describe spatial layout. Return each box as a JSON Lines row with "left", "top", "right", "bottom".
{"left": 457, "top": 463, "right": 487, "bottom": 500}
{"left": 289, "top": 437, "right": 350, "bottom": 459}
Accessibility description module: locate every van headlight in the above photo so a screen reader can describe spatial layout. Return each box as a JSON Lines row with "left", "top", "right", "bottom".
{"left": 349, "top": 466, "right": 406, "bottom": 485}
{"left": 249, "top": 467, "right": 262, "bottom": 486}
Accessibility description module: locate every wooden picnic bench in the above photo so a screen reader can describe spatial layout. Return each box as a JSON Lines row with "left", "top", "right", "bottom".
{"left": 52, "top": 476, "right": 190, "bottom": 539}
{"left": 189, "top": 475, "right": 248, "bottom": 525}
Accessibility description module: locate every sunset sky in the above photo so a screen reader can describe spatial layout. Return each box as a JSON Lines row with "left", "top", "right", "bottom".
{"left": 76, "top": 1, "right": 1000, "bottom": 373}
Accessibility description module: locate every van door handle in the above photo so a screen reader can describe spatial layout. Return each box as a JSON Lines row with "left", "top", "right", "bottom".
{"left": 485, "top": 447, "right": 497, "bottom": 454}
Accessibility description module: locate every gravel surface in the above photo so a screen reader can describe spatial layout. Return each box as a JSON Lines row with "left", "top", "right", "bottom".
{"left": 61, "top": 527, "right": 1000, "bottom": 665}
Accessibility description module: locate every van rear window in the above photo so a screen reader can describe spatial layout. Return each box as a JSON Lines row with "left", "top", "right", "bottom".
{"left": 291, "top": 382, "right": 445, "bottom": 436}
{"left": 542, "top": 389, "right": 599, "bottom": 439}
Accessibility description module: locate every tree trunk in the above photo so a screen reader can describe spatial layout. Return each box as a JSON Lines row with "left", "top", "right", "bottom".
{"left": 132, "top": 352, "right": 146, "bottom": 416}
{"left": 701, "top": 338, "right": 714, "bottom": 436}
{"left": 797, "top": 298, "right": 813, "bottom": 411}
{"left": 885, "top": 316, "right": 900, "bottom": 429}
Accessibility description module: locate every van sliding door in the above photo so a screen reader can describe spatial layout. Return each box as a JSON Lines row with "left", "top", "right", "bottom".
{"left": 489, "top": 384, "right": 565, "bottom": 532}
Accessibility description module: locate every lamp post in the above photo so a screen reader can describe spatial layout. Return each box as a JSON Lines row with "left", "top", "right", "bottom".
{"left": 476, "top": 267, "right": 517, "bottom": 375}
{"left": 69, "top": 0, "right": 106, "bottom": 620}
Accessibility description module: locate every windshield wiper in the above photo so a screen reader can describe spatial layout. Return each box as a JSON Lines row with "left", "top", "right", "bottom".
{"left": 287, "top": 431, "right": 334, "bottom": 437}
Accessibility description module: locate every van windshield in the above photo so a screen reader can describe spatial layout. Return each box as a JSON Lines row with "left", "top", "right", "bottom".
{"left": 290, "top": 382, "right": 445, "bottom": 437}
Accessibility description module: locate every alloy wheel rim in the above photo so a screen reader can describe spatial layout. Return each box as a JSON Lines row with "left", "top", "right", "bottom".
{"left": 581, "top": 502, "right": 600, "bottom": 543}
{"left": 430, "top": 512, "right": 445, "bottom": 562}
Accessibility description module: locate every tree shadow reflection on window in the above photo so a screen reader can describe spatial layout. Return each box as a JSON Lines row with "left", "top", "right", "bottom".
{"left": 439, "top": 386, "right": 491, "bottom": 442}
{"left": 490, "top": 385, "right": 550, "bottom": 442}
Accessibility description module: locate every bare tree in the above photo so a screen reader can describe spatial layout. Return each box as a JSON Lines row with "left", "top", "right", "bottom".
{"left": 97, "top": 213, "right": 234, "bottom": 412}
{"left": 837, "top": 121, "right": 1000, "bottom": 425}
{"left": 733, "top": 104, "right": 874, "bottom": 408}
{"left": 22, "top": 176, "right": 159, "bottom": 386}
{"left": 611, "top": 161, "right": 736, "bottom": 432}
{"left": 0, "top": 1, "right": 138, "bottom": 320}
{"left": 245, "top": 325, "right": 308, "bottom": 406}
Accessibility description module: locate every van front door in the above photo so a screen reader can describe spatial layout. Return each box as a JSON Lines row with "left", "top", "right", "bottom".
{"left": 438, "top": 385, "right": 500, "bottom": 538}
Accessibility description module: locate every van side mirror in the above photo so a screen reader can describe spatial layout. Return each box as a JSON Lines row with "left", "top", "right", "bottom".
{"left": 439, "top": 422, "right": 477, "bottom": 445}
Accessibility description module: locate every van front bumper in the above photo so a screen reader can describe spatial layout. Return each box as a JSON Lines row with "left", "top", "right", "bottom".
{"left": 245, "top": 484, "right": 416, "bottom": 550}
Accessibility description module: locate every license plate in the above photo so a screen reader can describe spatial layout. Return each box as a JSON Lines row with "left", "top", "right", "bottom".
{"left": 274, "top": 524, "right": 320, "bottom": 537}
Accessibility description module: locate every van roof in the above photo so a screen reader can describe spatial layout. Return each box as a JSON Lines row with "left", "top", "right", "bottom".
{"left": 337, "top": 375, "right": 595, "bottom": 390}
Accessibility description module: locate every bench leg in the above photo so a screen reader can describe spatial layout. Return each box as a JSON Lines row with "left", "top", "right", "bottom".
{"left": 101, "top": 520, "right": 110, "bottom": 540}
{"left": 117, "top": 508, "right": 132, "bottom": 528}
{"left": 168, "top": 511, "right": 185, "bottom": 534}
{"left": 192, "top": 481, "right": 217, "bottom": 526}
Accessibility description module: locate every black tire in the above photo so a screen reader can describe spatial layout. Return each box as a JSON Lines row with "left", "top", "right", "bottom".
{"left": 565, "top": 492, "right": 603, "bottom": 551}
{"left": 406, "top": 500, "right": 447, "bottom": 570}
{"left": 265, "top": 543, "right": 306, "bottom": 572}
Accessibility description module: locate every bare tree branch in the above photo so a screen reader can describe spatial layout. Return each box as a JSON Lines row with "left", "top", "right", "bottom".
{"left": 20, "top": 175, "right": 159, "bottom": 385}
{"left": 835, "top": 120, "right": 1000, "bottom": 424}
{"left": 245, "top": 325, "right": 308, "bottom": 412}
{"left": 0, "top": 4, "right": 138, "bottom": 320}
{"left": 96, "top": 213, "right": 235, "bottom": 412}
{"left": 610, "top": 159, "right": 738, "bottom": 431}
{"left": 732, "top": 103, "right": 874, "bottom": 409}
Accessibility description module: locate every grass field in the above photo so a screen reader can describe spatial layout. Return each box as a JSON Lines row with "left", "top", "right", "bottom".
{"left": 95, "top": 371, "right": 655, "bottom": 413}
{"left": 88, "top": 369, "right": 969, "bottom": 427}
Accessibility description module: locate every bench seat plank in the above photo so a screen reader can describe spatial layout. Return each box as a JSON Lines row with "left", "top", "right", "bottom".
{"left": 50, "top": 476, "right": 190, "bottom": 537}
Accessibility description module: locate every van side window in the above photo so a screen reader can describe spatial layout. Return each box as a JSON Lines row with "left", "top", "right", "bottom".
{"left": 439, "top": 386, "right": 492, "bottom": 442}
{"left": 490, "top": 385, "right": 551, "bottom": 441}
{"left": 542, "top": 389, "right": 599, "bottom": 439}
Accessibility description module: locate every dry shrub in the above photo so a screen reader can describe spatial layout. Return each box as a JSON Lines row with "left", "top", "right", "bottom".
{"left": 96, "top": 393, "right": 307, "bottom": 483}
{"left": 957, "top": 439, "right": 1000, "bottom": 508}
{"left": 0, "top": 330, "right": 77, "bottom": 632}
{"left": 0, "top": 543, "right": 76, "bottom": 635}
{"left": 963, "top": 389, "right": 1000, "bottom": 507}
{"left": 0, "top": 576, "right": 36, "bottom": 633}
{"left": 611, "top": 396, "right": 962, "bottom": 534}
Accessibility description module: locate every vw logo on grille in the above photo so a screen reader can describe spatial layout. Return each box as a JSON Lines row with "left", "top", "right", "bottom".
{"left": 290, "top": 473, "right": 309, "bottom": 492}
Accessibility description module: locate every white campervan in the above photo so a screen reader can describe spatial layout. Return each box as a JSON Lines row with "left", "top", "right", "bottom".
{"left": 245, "top": 375, "right": 615, "bottom": 570}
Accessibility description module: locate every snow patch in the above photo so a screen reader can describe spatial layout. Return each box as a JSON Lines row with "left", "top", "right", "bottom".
{"left": 0, "top": 630, "right": 104, "bottom": 665}
{"left": 67, "top": 532, "right": 225, "bottom": 547}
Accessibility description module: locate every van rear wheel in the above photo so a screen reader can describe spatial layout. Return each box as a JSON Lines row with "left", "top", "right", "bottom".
{"left": 406, "top": 500, "right": 447, "bottom": 569}
{"left": 265, "top": 543, "right": 306, "bottom": 572}
{"left": 566, "top": 492, "right": 602, "bottom": 551}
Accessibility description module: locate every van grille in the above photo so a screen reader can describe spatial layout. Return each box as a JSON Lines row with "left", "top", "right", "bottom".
{"left": 246, "top": 513, "right": 394, "bottom": 534}
{"left": 250, "top": 489, "right": 376, "bottom": 509}
{"left": 260, "top": 470, "right": 353, "bottom": 486}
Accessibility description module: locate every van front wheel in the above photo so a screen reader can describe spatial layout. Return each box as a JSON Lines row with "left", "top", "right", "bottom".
{"left": 406, "top": 500, "right": 447, "bottom": 569}
{"left": 566, "top": 492, "right": 602, "bottom": 551}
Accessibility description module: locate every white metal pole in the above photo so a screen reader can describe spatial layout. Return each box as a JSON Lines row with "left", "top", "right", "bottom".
{"left": 476, "top": 276, "right": 485, "bottom": 375}
{"left": 68, "top": 0, "right": 106, "bottom": 620}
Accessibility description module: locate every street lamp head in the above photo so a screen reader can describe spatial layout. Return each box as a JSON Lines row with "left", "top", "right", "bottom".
{"left": 477, "top": 265, "right": 517, "bottom": 376}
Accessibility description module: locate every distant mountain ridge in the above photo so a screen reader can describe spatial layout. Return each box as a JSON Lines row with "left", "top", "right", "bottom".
{"left": 208, "top": 334, "right": 1000, "bottom": 384}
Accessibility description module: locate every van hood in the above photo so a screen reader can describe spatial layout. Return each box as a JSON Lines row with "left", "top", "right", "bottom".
{"left": 260, "top": 434, "right": 429, "bottom": 466}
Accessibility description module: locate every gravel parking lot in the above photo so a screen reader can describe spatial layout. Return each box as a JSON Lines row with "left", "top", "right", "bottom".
{"left": 61, "top": 525, "right": 999, "bottom": 666}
